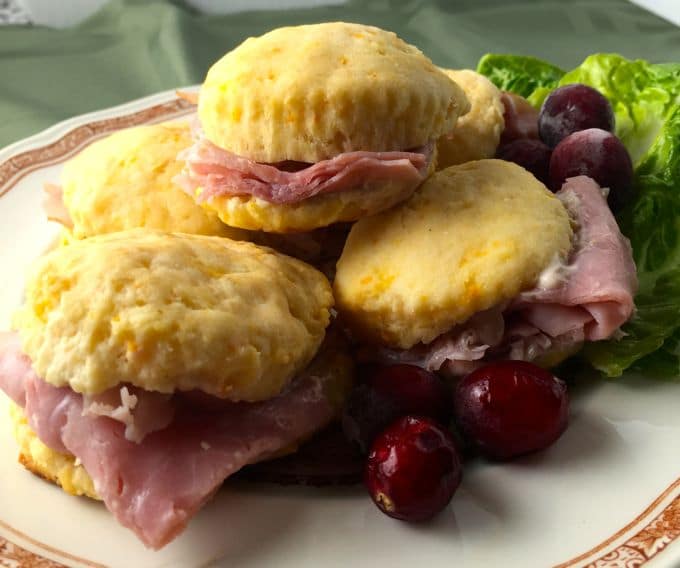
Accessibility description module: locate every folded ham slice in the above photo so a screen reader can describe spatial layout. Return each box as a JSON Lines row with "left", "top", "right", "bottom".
{"left": 514, "top": 176, "right": 637, "bottom": 341}
{"left": 0, "top": 332, "right": 337, "bottom": 549}
{"left": 175, "top": 138, "right": 433, "bottom": 205}
{"left": 366, "top": 175, "right": 637, "bottom": 375}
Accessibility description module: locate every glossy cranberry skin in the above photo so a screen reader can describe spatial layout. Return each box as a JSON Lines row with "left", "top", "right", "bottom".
{"left": 342, "top": 365, "right": 451, "bottom": 453}
{"left": 453, "top": 361, "right": 568, "bottom": 460}
{"left": 497, "top": 138, "right": 552, "bottom": 186}
{"left": 365, "top": 416, "right": 462, "bottom": 521}
{"left": 539, "top": 83, "right": 615, "bottom": 148}
{"left": 549, "top": 128, "right": 634, "bottom": 211}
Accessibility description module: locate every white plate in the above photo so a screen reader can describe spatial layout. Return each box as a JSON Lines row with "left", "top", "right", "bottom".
{"left": 1, "top": 90, "right": 679, "bottom": 568}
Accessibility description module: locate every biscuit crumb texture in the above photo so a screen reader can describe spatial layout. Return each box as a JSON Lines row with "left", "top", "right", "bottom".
{"left": 15, "top": 230, "right": 333, "bottom": 401}
{"left": 436, "top": 69, "right": 505, "bottom": 169}
{"left": 199, "top": 22, "right": 469, "bottom": 163}
{"left": 10, "top": 403, "right": 99, "bottom": 500}
{"left": 334, "top": 160, "right": 573, "bottom": 348}
{"left": 62, "top": 122, "right": 244, "bottom": 240}
{"left": 207, "top": 172, "right": 428, "bottom": 233}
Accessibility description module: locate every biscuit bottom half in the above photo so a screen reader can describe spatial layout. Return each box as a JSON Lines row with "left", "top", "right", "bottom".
{"left": 9, "top": 402, "right": 100, "bottom": 500}
{"left": 205, "top": 165, "right": 435, "bottom": 233}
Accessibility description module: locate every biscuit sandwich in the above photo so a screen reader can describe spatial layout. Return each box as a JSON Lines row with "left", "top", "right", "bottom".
{"left": 334, "top": 160, "right": 637, "bottom": 375}
{"left": 42, "top": 120, "right": 348, "bottom": 270}
{"left": 175, "top": 22, "right": 470, "bottom": 233}
{"left": 0, "top": 230, "right": 353, "bottom": 549}
{"left": 44, "top": 122, "right": 245, "bottom": 240}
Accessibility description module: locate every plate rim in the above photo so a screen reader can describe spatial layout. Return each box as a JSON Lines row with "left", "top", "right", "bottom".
{"left": 0, "top": 89, "right": 679, "bottom": 568}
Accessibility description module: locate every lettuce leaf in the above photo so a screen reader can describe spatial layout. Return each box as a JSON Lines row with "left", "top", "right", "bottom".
{"left": 478, "top": 52, "right": 680, "bottom": 379}
{"left": 476, "top": 54, "right": 564, "bottom": 98}
{"left": 584, "top": 104, "right": 680, "bottom": 376}
{"left": 558, "top": 54, "right": 680, "bottom": 164}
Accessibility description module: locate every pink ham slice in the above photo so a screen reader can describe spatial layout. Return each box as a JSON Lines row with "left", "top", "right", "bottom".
{"left": 43, "top": 183, "right": 73, "bottom": 229}
{"left": 82, "top": 386, "right": 175, "bottom": 444}
{"left": 514, "top": 175, "right": 637, "bottom": 341}
{"left": 0, "top": 333, "right": 336, "bottom": 549}
{"left": 362, "top": 308, "right": 505, "bottom": 376}
{"left": 175, "top": 138, "right": 433, "bottom": 205}
{"left": 0, "top": 332, "right": 29, "bottom": 407}
{"left": 365, "top": 176, "right": 637, "bottom": 374}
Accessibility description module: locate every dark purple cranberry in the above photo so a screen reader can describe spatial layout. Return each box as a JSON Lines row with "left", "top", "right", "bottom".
{"left": 365, "top": 416, "right": 462, "bottom": 521}
{"left": 500, "top": 91, "right": 540, "bottom": 144}
{"left": 342, "top": 364, "right": 451, "bottom": 453}
{"left": 497, "top": 138, "right": 552, "bottom": 186}
{"left": 453, "top": 361, "right": 569, "bottom": 460}
{"left": 549, "top": 128, "right": 634, "bottom": 211}
{"left": 539, "top": 83, "right": 615, "bottom": 148}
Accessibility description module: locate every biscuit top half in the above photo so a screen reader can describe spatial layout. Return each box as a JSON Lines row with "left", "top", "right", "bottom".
{"left": 14, "top": 230, "right": 333, "bottom": 401}
{"left": 61, "top": 123, "right": 244, "bottom": 240}
{"left": 198, "top": 22, "right": 469, "bottom": 163}
{"left": 436, "top": 69, "right": 505, "bottom": 169}
{"left": 334, "top": 160, "right": 573, "bottom": 349}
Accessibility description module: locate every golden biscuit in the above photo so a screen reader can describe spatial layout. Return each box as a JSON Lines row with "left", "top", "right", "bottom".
{"left": 15, "top": 230, "right": 333, "bottom": 401}
{"left": 199, "top": 22, "right": 468, "bottom": 163}
{"left": 10, "top": 403, "right": 99, "bottom": 500}
{"left": 204, "top": 174, "right": 426, "bottom": 233}
{"left": 334, "top": 160, "right": 573, "bottom": 348}
{"left": 61, "top": 123, "right": 245, "bottom": 239}
{"left": 436, "top": 69, "right": 505, "bottom": 169}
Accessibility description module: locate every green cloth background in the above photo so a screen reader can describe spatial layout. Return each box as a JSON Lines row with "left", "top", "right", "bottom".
{"left": 1, "top": 0, "right": 679, "bottom": 147}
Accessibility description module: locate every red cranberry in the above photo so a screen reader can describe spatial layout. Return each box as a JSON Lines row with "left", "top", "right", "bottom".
{"left": 365, "top": 416, "right": 462, "bottom": 521}
{"left": 548, "top": 128, "right": 634, "bottom": 211}
{"left": 342, "top": 364, "right": 451, "bottom": 453}
{"left": 496, "top": 138, "right": 552, "bottom": 186}
{"left": 539, "top": 84, "right": 615, "bottom": 148}
{"left": 453, "top": 361, "right": 568, "bottom": 460}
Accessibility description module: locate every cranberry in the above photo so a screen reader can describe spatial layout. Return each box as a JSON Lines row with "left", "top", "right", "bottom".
{"left": 496, "top": 138, "right": 552, "bottom": 186}
{"left": 342, "top": 383, "right": 400, "bottom": 454}
{"left": 342, "top": 364, "right": 451, "bottom": 453}
{"left": 365, "top": 416, "right": 462, "bottom": 521}
{"left": 539, "top": 84, "right": 615, "bottom": 148}
{"left": 453, "top": 361, "right": 568, "bottom": 460}
{"left": 549, "top": 128, "right": 634, "bottom": 211}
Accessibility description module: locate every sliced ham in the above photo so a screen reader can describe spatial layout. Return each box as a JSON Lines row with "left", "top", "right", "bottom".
{"left": 0, "top": 332, "right": 337, "bottom": 549}
{"left": 363, "top": 308, "right": 505, "bottom": 376}
{"left": 83, "top": 386, "right": 175, "bottom": 444}
{"left": 502, "top": 318, "right": 585, "bottom": 363}
{"left": 175, "top": 138, "right": 433, "bottom": 205}
{"left": 514, "top": 176, "right": 638, "bottom": 341}
{"left": 0, "top": 332, "right": 31, "bottom": 406}
{"left": 365, "top": 176, "right": 637, "bottom": 375}
{"left": 43, "top": 183, "right": 73, "bottom": 229}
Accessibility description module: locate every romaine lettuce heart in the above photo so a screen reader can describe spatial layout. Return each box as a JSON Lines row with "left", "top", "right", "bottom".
{"left": 478, "top": 52, "right": 680, "bottom": 379}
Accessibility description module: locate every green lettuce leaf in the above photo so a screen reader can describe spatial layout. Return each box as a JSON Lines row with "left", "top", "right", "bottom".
{"left": 558, "top": 54, "right": 680, "bottom": 164}
{"left": 476, "top": 54, "right": 564, "bottom": 98}
{"left": 478, "top": 52, "right": 680, "bottom": 379}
